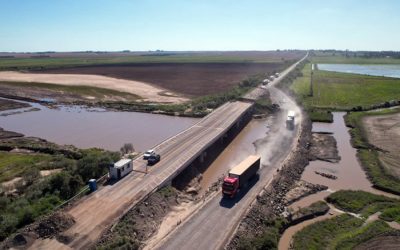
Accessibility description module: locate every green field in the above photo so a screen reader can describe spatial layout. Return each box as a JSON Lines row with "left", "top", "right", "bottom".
{"left": 311, "top": 52, "right": 400, "bottom": 64}
{"left": 292, "top": 214, "right": 396, "bottom": 250}
{"left": 291, "top": 66, "right": 400, "bottom": 111}
{"left": 0, "top": 52, "right": 299, "bottom": 70}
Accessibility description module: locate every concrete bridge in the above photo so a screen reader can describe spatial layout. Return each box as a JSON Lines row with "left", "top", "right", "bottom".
{"left": 30, "top": 100, "right": 255, "bottom": 249}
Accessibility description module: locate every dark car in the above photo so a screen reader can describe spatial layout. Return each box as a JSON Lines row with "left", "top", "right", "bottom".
{"left": 147, "top": 154, "right": 161, "bottom": 165}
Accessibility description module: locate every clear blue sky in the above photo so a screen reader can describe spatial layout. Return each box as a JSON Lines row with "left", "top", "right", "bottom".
{"left": 1, "top": 0, "right": 399, "bottom": 52}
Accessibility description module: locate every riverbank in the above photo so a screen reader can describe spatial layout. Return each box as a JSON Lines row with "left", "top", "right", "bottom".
{"left": 0, "top": 98, "right": 30, "bottom": 111}
{"left": 345, "top": 107, "right": 400, "bottom": 195}
{"left": 0, "top": 127, "right": 120, "bottom": 244}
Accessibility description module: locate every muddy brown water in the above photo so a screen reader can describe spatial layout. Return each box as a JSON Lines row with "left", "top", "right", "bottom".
{"left": 302, "top": 112, "right": 373, "bottom": 192}
{"left": 279, "top": 112, "right": 397, "bottom": 250}
{"left": 0, "top": 101, "right": 198, "bottom": 152}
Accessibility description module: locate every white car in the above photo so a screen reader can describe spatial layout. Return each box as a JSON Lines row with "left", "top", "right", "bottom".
{"left": 143, "top": 149, "right": 155, "bottom": 159}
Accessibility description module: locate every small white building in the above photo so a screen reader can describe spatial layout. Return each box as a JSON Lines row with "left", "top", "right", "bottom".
{"left": 109, "top": 159, "right": 133, "bottom": 180}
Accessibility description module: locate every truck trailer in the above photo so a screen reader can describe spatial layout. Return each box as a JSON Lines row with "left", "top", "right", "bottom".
{"left": 222, "top": 155, "right": 260, "bottom": 198}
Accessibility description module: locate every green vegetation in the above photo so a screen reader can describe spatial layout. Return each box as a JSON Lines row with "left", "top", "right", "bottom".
{"left": 286, "top": 53, "right": 400, "bottom": 122}
{"left": 345, "top": 108, "right": 400, "bottom": 194}
{"left": 292, "top": 214, "right": 396, "bottom": 250}
{"left": 310, "top": 51, "right": 400, "bottom": 64}
{"left": 0, "top": 143, "right": 119, "bottom": 241}
{"left": 291, "top": 65, "right": 400, "bottom": 111}
{"left": 236, "top": 202, "right": 328, "bottom": 250}
{"left": 0, "top": 152, "right": 53, "bottom": 183}
{"left": 326, "top": 190, "right": 400, "bottom": 222}
{"left": 0, "top": 52, "right": 296, "bottom": 71}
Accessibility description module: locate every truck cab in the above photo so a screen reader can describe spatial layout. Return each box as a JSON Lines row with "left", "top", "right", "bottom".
{"left": 222, "top": 176, "right": 239, "bottom": 198}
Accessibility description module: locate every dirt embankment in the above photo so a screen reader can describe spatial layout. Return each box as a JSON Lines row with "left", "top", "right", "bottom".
{"left": 0, "top": 128, "right": 24, "bottom": 140}
{"left": 0, "top": 99, "right": 30, "bottom": 112}
{"left": 227, "top": 114, "right": 320, "bottom": 248}
{"left": 1, "top": 212, "right": 75, "bottom": 249}
{"left": 309, "top": 132, "right": 341, "bottom": 163}
{"left": 95, "top": 186, "right": 196, "bottom": 249}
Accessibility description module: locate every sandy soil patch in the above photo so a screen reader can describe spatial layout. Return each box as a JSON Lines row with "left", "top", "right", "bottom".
{"left": 363, "top": 112, "right": 400, "bottom": 179}
{"left": 0, "top": 71, "right": 188, "bottom": 103}
{"left": 40, "top": 169, "right": 62, "bottom": 177}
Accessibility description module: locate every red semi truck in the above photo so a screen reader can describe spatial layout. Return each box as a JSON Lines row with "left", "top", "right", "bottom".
{"left": 222, "top": 155, "right": 261, "bottom": 198}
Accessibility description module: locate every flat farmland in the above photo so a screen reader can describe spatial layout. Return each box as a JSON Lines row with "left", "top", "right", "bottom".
{"left": 33, "top": 62, "right": 284, "bottom": 96}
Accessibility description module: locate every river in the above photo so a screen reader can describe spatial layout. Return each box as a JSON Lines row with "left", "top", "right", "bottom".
{"left": 0, "top": 100, "right": 198, "bottom": 152}
{"left": 318, "top": 64, "right": 400, "bottom": 78}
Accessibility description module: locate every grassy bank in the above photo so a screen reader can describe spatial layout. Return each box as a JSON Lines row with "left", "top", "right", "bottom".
{"left": 326, "top": 190, "right": 400, "bottom": 222}
{"left": 292, "top": 214, "right": 396, "bottom": 250}
{"left": 0, "top": 133, "right": 120, "bottom": 241}
{"left": 292, "top": 190, "right": 400, "bottom": 250}
{"left": 345, "top": 108, "right": 400, "bottom": 194}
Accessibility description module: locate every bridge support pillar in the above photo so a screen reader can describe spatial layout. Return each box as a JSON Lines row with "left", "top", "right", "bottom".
{"left": 199, "top": 151, "right": 207, "bottom": 163}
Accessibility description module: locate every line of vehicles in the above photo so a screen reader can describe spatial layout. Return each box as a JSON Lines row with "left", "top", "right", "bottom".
{"left": 262, "top": 72, "right": 280, "bottom": 86}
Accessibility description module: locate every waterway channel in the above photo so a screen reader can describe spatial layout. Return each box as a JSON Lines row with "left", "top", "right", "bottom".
{"left": 278, "top": 112, "right": 397, "bottom": 250}
{"left": 318, "top": 64, "right": 400, "bottom": 78}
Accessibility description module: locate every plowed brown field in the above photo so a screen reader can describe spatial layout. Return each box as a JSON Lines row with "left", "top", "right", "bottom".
{"left": 35, "top": 63, "right": 284, "bottom": 96}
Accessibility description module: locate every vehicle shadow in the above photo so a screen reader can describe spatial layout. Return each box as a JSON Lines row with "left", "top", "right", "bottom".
{"left": 219, "top": 174, "right": 260, "bottom": 208}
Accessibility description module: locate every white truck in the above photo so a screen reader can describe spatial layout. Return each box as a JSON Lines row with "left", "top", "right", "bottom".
{"left": 286, "top": 110, "right": 295, "bottom": 130}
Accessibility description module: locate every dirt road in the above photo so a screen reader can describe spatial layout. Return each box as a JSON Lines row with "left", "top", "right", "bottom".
{"left": 0, "top": 71, "right": 187, "bottom": 103}
{"left": 153, "top": 56, "right": 306, "bottom": 250}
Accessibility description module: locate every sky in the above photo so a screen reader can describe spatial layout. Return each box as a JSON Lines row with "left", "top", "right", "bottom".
{"left": 1, "top": 0, "right": 400, "bottom": 52}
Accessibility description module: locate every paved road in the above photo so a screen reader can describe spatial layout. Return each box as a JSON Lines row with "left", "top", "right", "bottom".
{"left": 29, "top": 101, "right": 252, "bottom": 249}
{"left": 155, "top": 55, "right": 307, "bottom": 250}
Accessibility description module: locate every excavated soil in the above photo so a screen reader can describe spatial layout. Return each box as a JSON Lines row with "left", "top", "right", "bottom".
{"left": 309, "top": 132, "right": 341, "bottom": 163}
{"left": 2, "top": 212, "right": 75, "bottom": 249}
{"left": 95, "top": 187, "right": 194, "bottom": 249}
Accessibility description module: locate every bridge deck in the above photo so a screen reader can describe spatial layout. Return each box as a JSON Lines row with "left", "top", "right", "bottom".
{"left": 29, "top": 101, "right": 252, "bottom": 249}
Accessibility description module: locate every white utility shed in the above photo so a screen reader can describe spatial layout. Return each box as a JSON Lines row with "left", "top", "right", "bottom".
{"left": 109, "top": 158, "right": 133, "bottom": 180}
